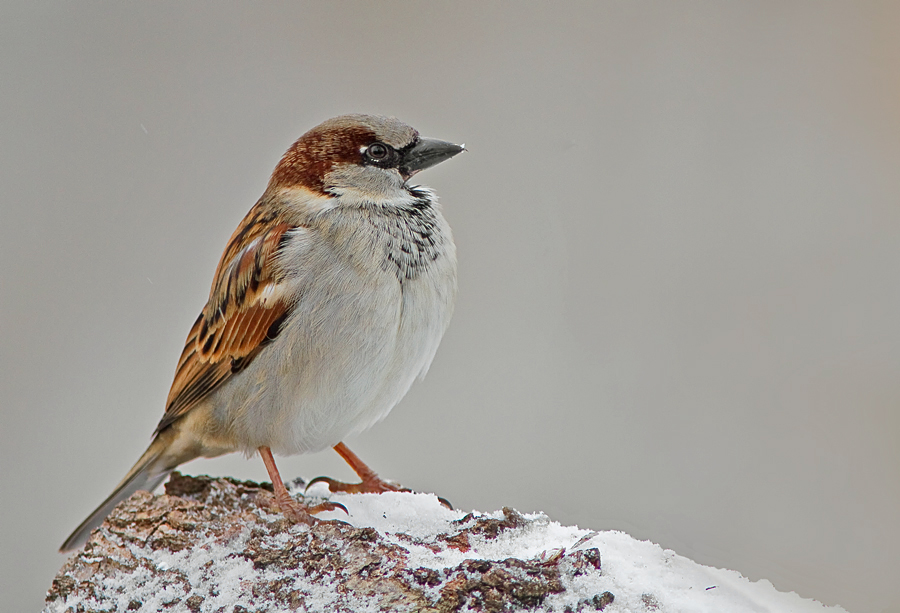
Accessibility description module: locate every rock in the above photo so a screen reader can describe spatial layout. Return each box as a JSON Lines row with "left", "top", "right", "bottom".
{"left": 46, "top": 474, "right": 610, "bottom": 613}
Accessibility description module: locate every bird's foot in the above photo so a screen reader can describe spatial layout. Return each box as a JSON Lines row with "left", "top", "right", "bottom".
{"left": 305, "top": 475, "right": 453, "bottom": 509}
{"left": 257, "top": 445, "right": 348, "bottom": 523}
{"left": 306, "top": 474, "right": 405, "bottom": 495}
{"left": 265, "top": 488, "right": 348, "bottom": 524}
{"left": 312, "top": 443, "right": 453, "bottom": 507}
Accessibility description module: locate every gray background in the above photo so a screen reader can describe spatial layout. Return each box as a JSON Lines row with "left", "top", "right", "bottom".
{"left": 2, "top": 2, "right": 898, "bottom": 612}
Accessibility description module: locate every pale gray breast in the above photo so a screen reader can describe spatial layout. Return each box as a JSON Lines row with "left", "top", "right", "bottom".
{"left": 221, "top": 195, "right": 457, "bottom": 455}
{"left": 352, "top": 198, "right": 457, "bottom": 432}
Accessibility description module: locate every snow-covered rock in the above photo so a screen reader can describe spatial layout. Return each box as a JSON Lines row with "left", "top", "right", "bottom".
{"left": 46, "top": 473, "right": 846, "bottom": 612}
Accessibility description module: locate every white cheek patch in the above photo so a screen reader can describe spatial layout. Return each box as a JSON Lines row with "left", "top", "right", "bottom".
{"left": 324, "top": 165, "right": 411, "bottom": 206}
{"left": 276, "top": 186, "right": 340, "bottom": 214}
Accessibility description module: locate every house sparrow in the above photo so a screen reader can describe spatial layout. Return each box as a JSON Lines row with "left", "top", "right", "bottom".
{"left": 60, "top": 114, "right": 463, "bottom": 552}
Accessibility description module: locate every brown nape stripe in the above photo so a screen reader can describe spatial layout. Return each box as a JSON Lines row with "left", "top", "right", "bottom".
{"left": 270, "top": 126, "right": 376, "bottom": 192}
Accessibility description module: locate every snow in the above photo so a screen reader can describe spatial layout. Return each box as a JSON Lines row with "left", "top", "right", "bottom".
{"left": 301, "top": 483, "right": 846, "bottom": 612}
{"left": 46, "top": 479, "right": 848, "bottom": 613}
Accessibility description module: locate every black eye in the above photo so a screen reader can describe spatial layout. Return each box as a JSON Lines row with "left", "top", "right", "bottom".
{"left": 366, "top": 142, "right": 390, "bottom": 161}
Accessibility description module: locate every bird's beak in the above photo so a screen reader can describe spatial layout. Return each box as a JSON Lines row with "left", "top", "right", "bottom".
{"left": 400, "top": 137, "right": 465, "bottom": 180}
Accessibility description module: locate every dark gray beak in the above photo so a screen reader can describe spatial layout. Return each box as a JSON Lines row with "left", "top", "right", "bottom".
{"left": 400, "top": 137, "right": 465, "bottom": 179}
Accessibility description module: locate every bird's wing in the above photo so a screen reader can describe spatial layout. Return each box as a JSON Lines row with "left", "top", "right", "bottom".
{"left": 156, "top": 218, "right": 298, "bottom": 432}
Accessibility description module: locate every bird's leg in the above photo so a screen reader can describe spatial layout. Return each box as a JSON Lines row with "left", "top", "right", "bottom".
{"left": 258, "top": 446, "right": 345, "bottom": 522}
{"left": 306, "top": 443, "right": 453, "bottom": 508}
{"left": 306, "top": 442, "right": 405, "bottom": 494}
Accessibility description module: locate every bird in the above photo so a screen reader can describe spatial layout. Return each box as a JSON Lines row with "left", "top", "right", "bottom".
{"left": 60, "top": 114, "right": 463, "bottom": 552}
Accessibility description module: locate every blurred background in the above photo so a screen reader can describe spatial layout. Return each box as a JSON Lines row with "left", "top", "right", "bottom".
{"left": 2, "top": 2, "right": 898, "bottom": 612}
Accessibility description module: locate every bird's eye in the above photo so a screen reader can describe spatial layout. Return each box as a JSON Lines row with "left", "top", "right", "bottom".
{"left": 366, "top": 142, "right": 390, "bottom": 161}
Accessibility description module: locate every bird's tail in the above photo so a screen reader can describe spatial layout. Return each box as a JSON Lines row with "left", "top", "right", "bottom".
{"left": 59, "top": 429, "right": 184, "bottom": 553}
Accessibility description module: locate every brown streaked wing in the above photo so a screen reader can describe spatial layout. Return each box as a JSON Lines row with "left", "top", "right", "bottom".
{"left": 156, "top": 222, "right": 297, "bottom": 433}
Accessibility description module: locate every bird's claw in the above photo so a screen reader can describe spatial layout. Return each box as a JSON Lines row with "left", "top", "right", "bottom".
{"left": 271, "top": 495, "right": 315, "bottom": 525}
{"left": 305, "top": 475, "right": 453, "bottom": 509}
{"left": 305, "top": 474, "right": 404, "bottom": 494}
{"left": 307, "top": 500, "right": 349, "bottom": 515}
{"left": 266, "top": 490, "right": 347, "bottom": 523}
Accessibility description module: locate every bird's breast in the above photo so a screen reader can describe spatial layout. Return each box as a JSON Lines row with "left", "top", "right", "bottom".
{"left": 216, "top": 203, "right": 457, "bottom": 456}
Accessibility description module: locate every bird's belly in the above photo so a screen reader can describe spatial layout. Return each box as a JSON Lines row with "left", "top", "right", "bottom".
{"left": 212, "top": 264, "right": 454, "bottom": 456}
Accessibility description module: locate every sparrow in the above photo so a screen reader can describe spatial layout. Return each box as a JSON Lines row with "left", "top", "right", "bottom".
{"left": 60, "top": 114, "right": 463, "bottom": 552}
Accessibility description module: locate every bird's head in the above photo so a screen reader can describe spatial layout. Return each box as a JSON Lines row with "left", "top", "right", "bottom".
{"left": 268, "top": 114, "right": 463, "bottom": 208}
